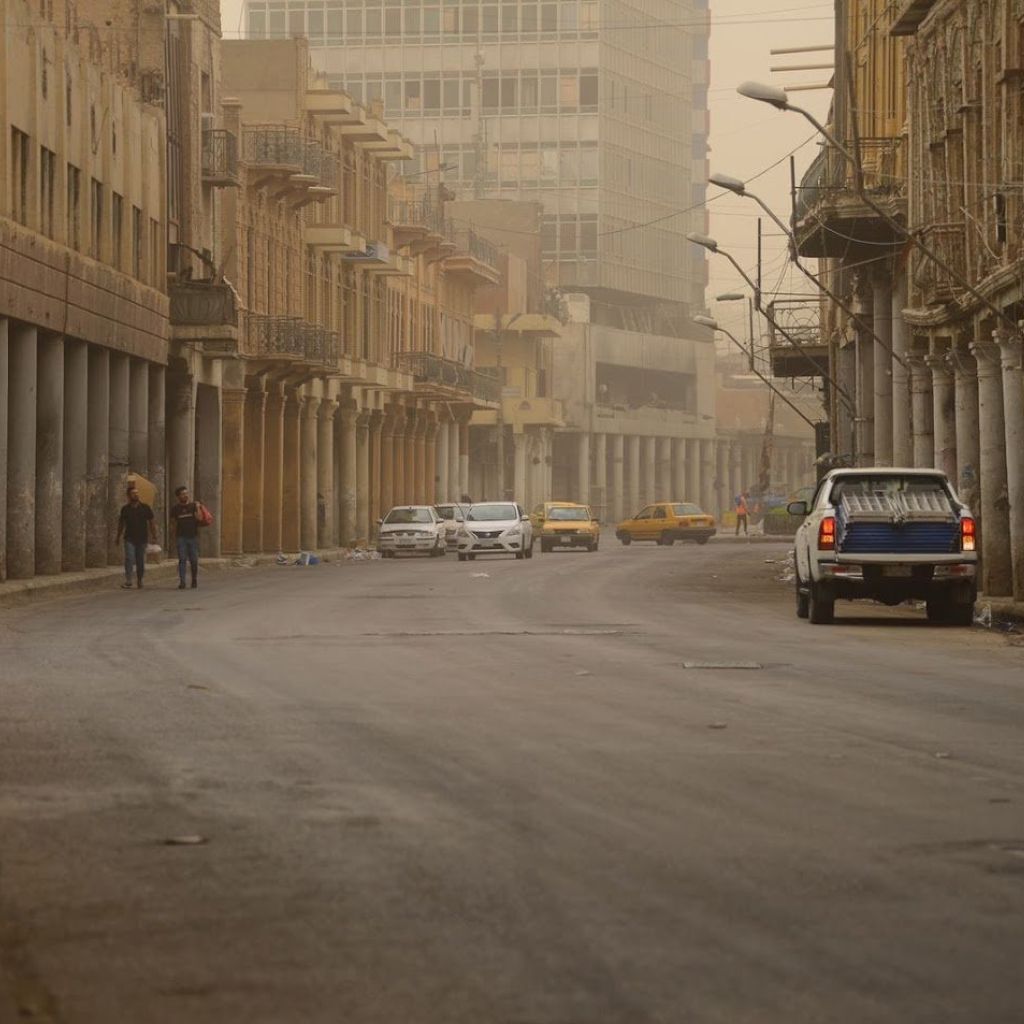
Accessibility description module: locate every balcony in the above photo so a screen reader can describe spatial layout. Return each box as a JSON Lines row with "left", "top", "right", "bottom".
{"left": 912, "top": 223, "right": 967, "bottom": 305}
{"left": 169, "top": 281, "right": 239, "bottom": 352}
{"left": 890, "top": 0, "right": 939, "bottom": 35}
{"left": 388, "top": 198, "right": 445, "bottom": 252}
{"left": 305, "top": 223, "right": 363, "bottom": 253}
{"left": 201, "top": 129, "right": 239, "bottom": 187}
{"left": 242, "top": 126, "right": 335, "bottom": 200}
{"left": 794, "top": 136, "right": 907, "bottom": 260}
{"left": 394, "top": 351, "right": 501, "bottom": 406}
{"left": 443, "top": 227, "right": 501, "bottom": 286}
{"left": 244, "top": 315, "right": 342, "bottom": 371}
{"left": 766, "top": 299, "right": 828, "bottom": 379}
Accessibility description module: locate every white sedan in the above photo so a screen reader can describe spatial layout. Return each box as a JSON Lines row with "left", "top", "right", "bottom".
{"left": 456, "top": 502, "right": 534, "bottom": 561}
{"left": 377, "top": 506, "right": 447, "bottom": 558}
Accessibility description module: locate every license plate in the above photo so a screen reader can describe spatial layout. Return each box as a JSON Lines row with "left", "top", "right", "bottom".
{"left": 558, "top": 536, "right": 572, "bottom": 544}
{"left": 882, "top": 565, "right": 913, "bottom": 577}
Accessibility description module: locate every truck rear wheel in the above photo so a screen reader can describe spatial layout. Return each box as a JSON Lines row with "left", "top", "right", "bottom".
{"left": 795, "top": 572, "right": 810, "bottom": 619}
{"left": 808, "top": 582, "right": 835, "bottom": 624}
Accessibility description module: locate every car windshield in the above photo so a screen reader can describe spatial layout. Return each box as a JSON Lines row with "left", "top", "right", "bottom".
{"left": 384, "top": 508, "right": 433, "bottom": 524}
{"left": 673, "top": 503, "right": 703, "bottom": 516}
{"left": 548, "top": 507, "right": 589, "bottom": 521}
{"left": 467, "top": 504, "right": 518, "bottom": 522}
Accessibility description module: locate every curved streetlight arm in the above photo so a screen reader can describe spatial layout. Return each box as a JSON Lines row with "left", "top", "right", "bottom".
{"left": 743, "top": 187, "right": 907, "bottom": 369}
{"left": 714, "top": 325, "right": 818, "bottom": 430}
{"left": 783, "top": 101, "right": 1019, "bottom": 338}
{"left": 712, "top": 246, "right": 856, "bottom": 413}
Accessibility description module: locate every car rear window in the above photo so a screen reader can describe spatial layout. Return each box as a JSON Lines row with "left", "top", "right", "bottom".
{"left": 672, "top": 503, "right": 703, "bottom": 516}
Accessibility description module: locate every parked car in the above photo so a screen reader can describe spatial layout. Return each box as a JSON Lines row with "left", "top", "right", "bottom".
{"left": 615, "top": 502, "right": 716, "bottom": 546}
{"left": 790, "top": 468, "right": 977, "bottom": 625}
{"left": 377, "top": 505, "right": 447, "bottom": 558}
{"left": 529, "top": 501, "right": 577, "bottom": 533}
{"left": 434, "top": 502, "right": 469, "bottom": 550}
{"left": 456, "top": 502, "right": 534, "bottom": 561}
{"left": 537, "top": 503, "right": 600, "bottom": 553}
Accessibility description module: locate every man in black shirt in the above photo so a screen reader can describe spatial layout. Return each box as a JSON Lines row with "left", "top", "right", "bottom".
{"left": 169, "top": 485, "right": 201, "bottom": 590}
{"left": 116, "top": 486, "right": 157, "bottom": 589}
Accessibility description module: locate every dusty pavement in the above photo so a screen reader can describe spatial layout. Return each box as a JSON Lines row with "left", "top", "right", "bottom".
{"left": 0, "top": 542, "right": 1022, "bottom": 1024}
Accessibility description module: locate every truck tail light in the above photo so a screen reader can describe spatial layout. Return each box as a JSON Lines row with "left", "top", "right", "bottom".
{"left": 818, "top": 516, "right": 836, "bottom": 551}
{"left": 961, "top": 517, "right": 976, "bottom": 552}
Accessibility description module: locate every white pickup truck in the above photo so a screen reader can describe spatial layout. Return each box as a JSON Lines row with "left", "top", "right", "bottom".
{"left": 789, "top": 468, "right": 977, "bottom": 625}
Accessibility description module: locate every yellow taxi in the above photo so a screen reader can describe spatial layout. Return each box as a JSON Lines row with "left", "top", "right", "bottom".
{"left": 531, "top": 502, "right": 601, "bottom": 553}
{"left": 615, "top": 501, "right": 716, "bottom": 546}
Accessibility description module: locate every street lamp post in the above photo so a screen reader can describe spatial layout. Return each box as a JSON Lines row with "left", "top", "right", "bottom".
{"left": 708, "top": 171, "right": 905, "bottom": 368}
{"left": 736, "top": 81, "right": 1021, "bottom": 342}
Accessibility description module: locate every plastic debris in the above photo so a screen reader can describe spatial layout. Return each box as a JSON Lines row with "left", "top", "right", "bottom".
{"left": 163, "top": 835, "right": 208, "bottom": 846}
{"left": 343, "top": 548, "right": 381, "bottom": 561}
{"left": 294, "top": 552, "right": 320, "bottom": 566}
{"left": 974, "top": 603, "right": 993, "bottom": 628}
{"left": 708, "top": 722, "right": 728, "bottom": 730}
{"left": 574, "top": 669, "right": 592, "bottom": 677}
{"left": 275, "top": 552, "right": 290, "bottom": 565}
{"left": 934, "top": 752, "right": 951, "bottom": 760}
{"left": 471, "top": 572, "right": 490, "bottom": 579}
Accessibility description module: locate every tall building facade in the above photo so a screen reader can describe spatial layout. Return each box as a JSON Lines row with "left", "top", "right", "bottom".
{"left": 242, "top": 0, "right": 711, "bottom": 333}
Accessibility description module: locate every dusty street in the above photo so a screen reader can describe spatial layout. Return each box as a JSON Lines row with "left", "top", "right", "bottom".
{"left": 1, "top": 542, "right": 1022, "bottom": 1024}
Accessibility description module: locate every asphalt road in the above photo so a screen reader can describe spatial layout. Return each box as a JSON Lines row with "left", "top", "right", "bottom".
{"left": 1, "top": 540, "right": 1022, "bottom": 1024}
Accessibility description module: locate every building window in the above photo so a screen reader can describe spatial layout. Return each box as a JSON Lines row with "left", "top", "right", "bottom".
{"left": 10, "top": 128, "right": 30, "bottom": 225}
{"left": 39, "top": 146, "right": 56, "bottom": 238}
{"left": 66, "top": 163, "right": 81, "bottom": 250}
{"left": 132, "top": 205, "right": 143, "bottom": 278}
{"left": 90, "top": 178, "right": 103, "bottom": 259}
{"left": 149, "top": 217, "right": 161, "bottom": 287}
{"left": 111, "top": 192, "right": 124, "bottom": 269}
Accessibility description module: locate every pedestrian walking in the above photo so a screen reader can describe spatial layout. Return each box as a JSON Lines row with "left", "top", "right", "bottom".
{"left": 735, "top": 491, "right": 749, "bottom": 536}
{"left": 169, "top": 485, "right": 202, "bottom": 590}
{"left": 116, "top": 486, "right": 157, "bottom": 589}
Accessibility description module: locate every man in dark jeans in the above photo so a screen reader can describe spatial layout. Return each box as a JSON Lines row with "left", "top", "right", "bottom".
{"left": 116, "top": 486, "right": 157, "bottom": 589}
{"left": 169, "top": 485, "right": 201, "bottom": 590}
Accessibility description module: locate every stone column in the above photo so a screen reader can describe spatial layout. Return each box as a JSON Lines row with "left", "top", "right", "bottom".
{"left": 576, "top": 431, "right": 591, "bottom": 506}
{"left": 195, "top": 384, "right": 222, "bottom": 559}
{"left": 872, "top": 275, "right": 893, "bottom": 465}
{"left": 424, "top": 414, "right": 438, "bottom": 505}
{"left": 338, "top": 400, "right": 358, "bottom": 545}
{"left": 671, "top": 438, "right": 686, "bottom": 503}
{"left": 627, "top": 435, "right": 641, "bottom": 513}
{"left": 728, "top": 441, "right": 741, "bottom": 508}
{"left": 610, "top": 434, "right": 625, "bottom": 523}
{"left": 392, "top": 410, "right": 406, "bottom": 506}
{"left": 513, "top": 431, "right": 528, "bottom": 501}
{"left": 6, "top": 325, "right": 37, "bottom": 579}
{"left": 448, "top": 412, "right": 461, "bottom": 501}
{"left": 404, "top": 411, "right": 417, "bottom": 506}
{"left": 948, "top": 346, "right": 980, "bottom": 511}
{"left": 641, "top": 437, "right": 656, "bottom": 506}
{"left": 908, "top": 353, "right": 934, "bottom": 467}
{"left": 686, "top": 439, "right": 701, "bottom": 506}
{"left": 380, "top": 410, "right": 396, "bottom": 516}
{"left": 262, "top": 385, "right": 285, "bottom": 553}
{"left": 412, "top": 412, "right": 426, "bottom": 505}
{"left": 593, "top": 432, "right": 607, "bottom": 519}
{"left": 220, "top": 387, "right": 247, "bottom": 556}
{"left": 458, "top": 414, "right": 471, "bottom": 500}
{"left": 107, "top": 354, "right": 130, "bottom": 565}
{"left": 996, "top": 333, "right": 1024, "bottom": 600}
{"left": 716, "top": 441, "right": 729, "bottom": 521}
{"left": 128, "top": 358, "right": 149, "bottom": 476}
{"left": 437, "top": 418, "right": 451, "bottom": 503}
{"left": 243, "top": 384, "right": 266, "bottom": 553}
{"left": 85, "top": 347, "right": 109, "bottom": 569}
{"left": 0, "top": 321, "right": 6, "bottom": 581}
{"left": 280, "top": 390, "right": 301, "bottom": 553}
{"left": 855, "top": 286, "right": 875, "bottom": 464}
{"left": 659, "top": 438, "right": 675, "bottom": 501}
{"left": 148, "top": 365, "right": 166, "bottom": 546}
{"left": 318, "top": 399, "right": 338, "bottom": 548}
{"left": 167, "top": 369, "right": 194, "bottom": 497}
{"left": 926, "top": 350, "right": 956, "bottom": 482}
{"left": 300, "top": 394, "right": 320, "bottom": 551}
{"left": 369, "top": 409, "right": 383, "bottom": 538}
{"left": 356, "top": 411, "right": 371, "bottom": 542}
{"left": 970, "top": 339, "right": 1012, "bottom": 597}
{"left": 59, "top": 340, "right": 88, "bottom": 572}
{"left": 35, "top": 334, "right": 64, "bottom": 575}
{"left": 701, "top": 440, "right": 716, "bottom": 515}
{"left": 891, "top": 275, "right": 912, "bottom": 465}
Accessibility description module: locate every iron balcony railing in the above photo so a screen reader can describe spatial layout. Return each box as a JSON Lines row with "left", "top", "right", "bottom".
{"left": 242, "top": 125, "right": 305, "bottom": 169}
{"left": 201, "top": 129, "right": 239, "bottom": 183}
{"left": 467, "top": 228, "right": 499, "bottom": 269}
{"left": 302, "top": 323, "right": 342, "bottom": 366}
{"left": 388, "top": 197, "right": 445, "bottom": 234}
{"left": 246, "top": 314, "right": 306, "bottom": 360}
{"left": 395, "top": 351, "right": 501, "bottom": 403}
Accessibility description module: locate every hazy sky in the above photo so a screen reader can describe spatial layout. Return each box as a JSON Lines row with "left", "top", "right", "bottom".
{"left": 217, "top": 0, "right": 834, "bottom": 342}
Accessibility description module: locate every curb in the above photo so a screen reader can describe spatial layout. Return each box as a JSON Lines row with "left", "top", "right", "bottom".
{"left": 0, "top": 548, "right": 358, "bottom": 609}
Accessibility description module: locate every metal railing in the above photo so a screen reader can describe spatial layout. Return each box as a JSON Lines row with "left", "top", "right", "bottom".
{"left": 242, "top": 125, "right": 305, "bottom": 169}
{"left": 246, "top": 314, "right": 306, "bottom": 359}
{"left": 447, "top": 226, "right": 499, "bottom": 270}
{"left": 302, "top": 324, "right": 342, "bottom": 366}
{"left": 201, "top": 129, "right": 239, "bottom": 182}
{"left": 796, "top": 135, "right": 906, "bottom": 222}
{"left": 394, "top": 351, "right": 501, "bottom": 403}
{"left": 388, "top": 197, "right": 445, "bottom": 234}
{"left": 914, "top": 222, "right": 967, "bottom": 301}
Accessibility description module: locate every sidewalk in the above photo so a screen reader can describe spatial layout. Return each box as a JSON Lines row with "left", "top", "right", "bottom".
{"left": 0, "top": 548, "right": 357, "bottom": 608}
{"left": 711, "top": 533, "right": 792, "bottom": 545}
{"left": 977, "top": 595, "right": 1024, "bottom": 628}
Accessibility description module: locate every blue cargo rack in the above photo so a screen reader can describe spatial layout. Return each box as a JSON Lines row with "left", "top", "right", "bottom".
{"left": 836, "top": 491, "right": 958, "bottom": 555}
